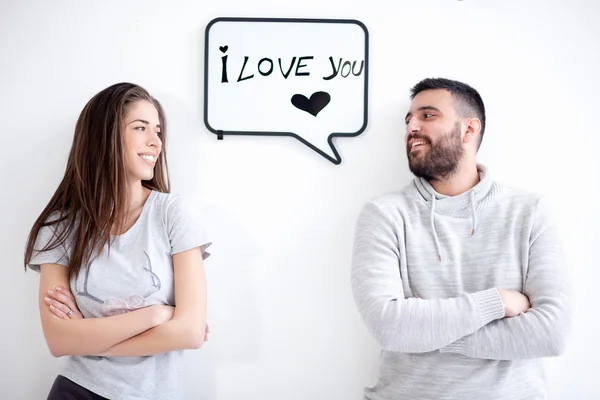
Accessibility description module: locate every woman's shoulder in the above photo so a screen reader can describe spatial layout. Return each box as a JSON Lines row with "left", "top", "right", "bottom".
{"left": 149, "top": 190, "right": 190, "bottom": 212}
{"left": 149, "top": 189, "right": 177, "bottom": 206}
{"left": 147, "top": 190, "right": 211, "bottom": 257}
{"left": 147, "top": 190, "right": 201, "bottom": 223}
{"left": 37, "top": 210, "right": 74, "bottom": 239}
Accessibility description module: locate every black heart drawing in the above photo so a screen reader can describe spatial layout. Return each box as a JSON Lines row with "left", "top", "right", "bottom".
{"left": 219, "top": 45, "right": 228, "bottom": 53}
{"left": 291, "top": 91, "right": 331, "bottom": 117}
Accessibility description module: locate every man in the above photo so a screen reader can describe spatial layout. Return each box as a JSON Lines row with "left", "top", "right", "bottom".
{"left": 351, "top": 78, "right": 573, "bottom": 400}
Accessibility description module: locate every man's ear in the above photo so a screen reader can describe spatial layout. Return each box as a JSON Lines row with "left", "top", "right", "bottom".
{"left": 463, "top": 118, "right": 482, "bottom": 145}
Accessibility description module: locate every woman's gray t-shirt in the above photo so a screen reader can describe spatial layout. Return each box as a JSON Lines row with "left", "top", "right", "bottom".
{"left": 28, "top": 190, "right": 211, "bottom": 400}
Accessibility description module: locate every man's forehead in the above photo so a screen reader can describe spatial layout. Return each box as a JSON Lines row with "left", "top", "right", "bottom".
{"left": 410, "top": 89, "right": 454, "bottom": 109}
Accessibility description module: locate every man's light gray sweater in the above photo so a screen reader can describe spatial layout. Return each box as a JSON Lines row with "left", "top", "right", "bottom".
{"left": 351, "top": 165, "right": 573, "bottom": 400}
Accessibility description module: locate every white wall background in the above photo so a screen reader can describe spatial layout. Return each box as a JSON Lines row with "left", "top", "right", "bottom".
{"left": 1, "top": 0, "right": 598, "bottom": 399}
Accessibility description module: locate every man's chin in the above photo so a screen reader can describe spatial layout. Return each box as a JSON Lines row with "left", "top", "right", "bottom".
{"left": 408, "top": 157, "right": 425, "bottom": 170}
{"left": 408, "top": 160, "right": 432, "bottom": 178}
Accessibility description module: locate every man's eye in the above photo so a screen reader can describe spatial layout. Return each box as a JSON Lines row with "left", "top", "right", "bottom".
{"left": 424, "top": 114, "right": 434, "bottom": 118}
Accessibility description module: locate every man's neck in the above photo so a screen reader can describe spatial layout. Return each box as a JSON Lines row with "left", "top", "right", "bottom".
{"left": 429, "top": 163, "right": 480, "bottom": 197}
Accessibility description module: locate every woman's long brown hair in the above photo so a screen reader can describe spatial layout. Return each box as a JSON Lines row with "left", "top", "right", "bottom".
{"left": 24, "top": 82, "right": 170, "bottom": 280}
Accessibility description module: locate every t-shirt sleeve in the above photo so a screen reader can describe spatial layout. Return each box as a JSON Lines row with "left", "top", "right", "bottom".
{"left": 165, "top": 195, "right": 212, "bottom": 259}
{"left": 28, "top": 220, "right": 70, "bottom": 273}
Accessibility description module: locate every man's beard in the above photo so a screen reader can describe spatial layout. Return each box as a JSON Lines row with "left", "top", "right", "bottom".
{"left": 407, "top": 121, "right": 464, "bottom": 181}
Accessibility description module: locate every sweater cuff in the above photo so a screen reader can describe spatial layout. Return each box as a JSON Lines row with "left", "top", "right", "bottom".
{"left": 472, "top": 288, "right": 505, "bottom": 326}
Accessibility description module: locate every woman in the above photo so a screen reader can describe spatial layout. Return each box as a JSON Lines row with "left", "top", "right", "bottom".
{"left": 24, "top": 82, "right": 211, "bottom": 400}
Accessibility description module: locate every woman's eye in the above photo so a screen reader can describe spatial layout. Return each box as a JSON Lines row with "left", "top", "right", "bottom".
{"left": 135, "top": 126, "right": 145, "bottom": 131}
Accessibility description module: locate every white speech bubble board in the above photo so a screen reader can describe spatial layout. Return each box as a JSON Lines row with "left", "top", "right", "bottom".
{"left": 204, "top": 17, "right": 369, "bottom": 165}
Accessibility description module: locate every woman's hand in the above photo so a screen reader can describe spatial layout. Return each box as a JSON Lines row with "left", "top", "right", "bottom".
{"left": 44, "top": 286, "right": 211, "bottom": 342}
{"left": 44, "top": 286, "right": 84, "bottom": 320}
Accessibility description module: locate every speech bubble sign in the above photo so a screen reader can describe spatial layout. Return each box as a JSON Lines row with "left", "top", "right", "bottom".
{"left": 204, "top": 17, "right": 369, "bottom": 165}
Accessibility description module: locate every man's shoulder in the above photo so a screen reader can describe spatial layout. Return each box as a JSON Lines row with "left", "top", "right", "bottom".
{"left": 369, "top": 183, "right": 415, "bottom": 205}
{"left": 359, "top": 183, "right": 418, "bottom": 220}
{"left": 495, "top": 182, "right": 544, "bottom": 210}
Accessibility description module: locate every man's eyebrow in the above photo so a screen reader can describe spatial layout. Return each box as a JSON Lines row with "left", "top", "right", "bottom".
{"left": 417, "top": 106, "right": 441, "bottom": 113}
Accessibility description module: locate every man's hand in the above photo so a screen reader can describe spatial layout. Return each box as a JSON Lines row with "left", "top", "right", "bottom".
{"left": 497, "top": 289, "right": 531, "bottom": 317}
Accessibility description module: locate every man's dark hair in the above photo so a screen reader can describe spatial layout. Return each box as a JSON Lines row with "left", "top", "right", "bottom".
{"left": 410, "top": 78, "right": 486, "bottom": 149}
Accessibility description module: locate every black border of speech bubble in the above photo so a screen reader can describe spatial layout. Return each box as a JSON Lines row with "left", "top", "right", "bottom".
{"left": 203, "top": 17, "right": 369, "bottom": 165}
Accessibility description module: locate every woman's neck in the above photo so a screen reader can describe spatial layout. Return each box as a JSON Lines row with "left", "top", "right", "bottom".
{"left": 128, "top": 182, "right": 149, "bottom": 212}
{"left": 111, "top": 182, "right": 150, "bottom": 235}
